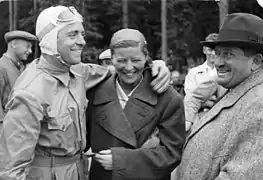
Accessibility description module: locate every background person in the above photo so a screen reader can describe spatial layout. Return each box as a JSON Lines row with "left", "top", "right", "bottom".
{"left": 0, "top": 30, "right": 37, "bottom": 168}
{"left": 0, "top": 30, "right": 37, "bottom": 130}
{"left": 98, "top": 48, "right": 115, "bottom": 73}
{"left": 184, "top": 33, "right": 226, "bottom": 132}
{"left": 98, "top": 49, "right": 112, "bottom": 67}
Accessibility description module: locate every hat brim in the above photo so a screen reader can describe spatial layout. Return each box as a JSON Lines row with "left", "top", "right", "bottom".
{"left": 5, "top": 36, "right": 38, "bottom": 43}
{"left": 200, "top": 40, "right": 263, "bottom": 50}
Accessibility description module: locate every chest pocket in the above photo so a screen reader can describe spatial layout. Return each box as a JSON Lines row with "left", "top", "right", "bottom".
{"left": 47, "top": 112, "right": 73, "bottom": 132}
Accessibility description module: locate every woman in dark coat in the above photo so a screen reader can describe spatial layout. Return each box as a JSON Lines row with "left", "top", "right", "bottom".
{"left": 86, "top": 28, "right": 185, "bottom": 180}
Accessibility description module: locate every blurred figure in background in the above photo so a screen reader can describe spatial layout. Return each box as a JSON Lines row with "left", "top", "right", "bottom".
{"left": 98, "top": 48, "right": 115, "bottom": 73}
{"left": 98, "top": 49, "right": 112, "bottom": 67}
{"left": 170, "top": 70, "right": 185, "bottom": 96}
{"left": 184, "top": 33, "right": 227, "bottom": 133}
{"left": 0, "top": 30, "right": 37, "bottom": 132}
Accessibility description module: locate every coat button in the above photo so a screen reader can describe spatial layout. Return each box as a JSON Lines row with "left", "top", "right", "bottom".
{"left": 62, "top": 124, "right": 65, "bottom": 130}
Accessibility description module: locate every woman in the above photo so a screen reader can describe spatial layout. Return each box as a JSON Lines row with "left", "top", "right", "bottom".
{"left": 86, "top": 28, "right": 185, "bottom": 180}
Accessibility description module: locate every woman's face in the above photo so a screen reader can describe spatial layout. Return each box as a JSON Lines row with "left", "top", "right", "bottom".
{"left": 112, "top": 46, "right": 146, "bottom": 88}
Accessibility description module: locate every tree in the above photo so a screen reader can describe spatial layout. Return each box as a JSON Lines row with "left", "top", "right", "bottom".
{"left": 2, "top": 0, "right": 261, "bottom": 69}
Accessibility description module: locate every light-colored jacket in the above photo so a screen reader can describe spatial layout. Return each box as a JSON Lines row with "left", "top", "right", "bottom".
{"left": 184, "top": 61, "right": 226, "bottom": 124}
{"left": 0, "top": 56, "right": 109, "bottom": 180}
{"left": 176, "top": 69, "right": 263, "bottom": 180}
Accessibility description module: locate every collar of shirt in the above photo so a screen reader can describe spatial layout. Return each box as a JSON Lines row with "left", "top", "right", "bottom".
{"left": 203, "top": 61, "right": 217, "bottom": 80}
{"left": 116, "top": 75, "right": 143, "bottom": 109}
{"left": 3, "top": 53, "right": 23, "bottom": 71}
{"left": 204, "top": 61, "right": 213, "bottom": 73}
{"left": 39, "top": 55, "right": 73, "bottom": 87}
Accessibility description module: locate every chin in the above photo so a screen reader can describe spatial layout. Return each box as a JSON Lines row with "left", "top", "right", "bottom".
{"left": 124, "top": 78, "right": 141, "bottom": 86}
{"left": 67, "top": 58, "right": 81, "bottom": 65}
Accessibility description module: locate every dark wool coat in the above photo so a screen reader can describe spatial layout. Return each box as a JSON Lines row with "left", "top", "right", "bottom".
{"left": 87, "top": 70, "right": 186, "bottom": 180}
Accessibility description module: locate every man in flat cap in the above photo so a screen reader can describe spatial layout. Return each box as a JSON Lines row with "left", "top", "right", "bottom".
{"left": 0, "top": 30, "right": 37, "bottom": 131}
{"left": 0, "top": 6, "right": 170, "bottom": 180}
{"left": 175, "top": 12, "right": 263, "bottom": 180}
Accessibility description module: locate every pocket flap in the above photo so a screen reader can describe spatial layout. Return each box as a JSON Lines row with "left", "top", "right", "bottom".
{"left": 47, "top": 113, "right": 73, "bottom": 131}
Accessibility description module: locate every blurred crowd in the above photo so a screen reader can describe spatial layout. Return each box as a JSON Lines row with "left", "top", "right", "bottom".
{"left": 0, "top": 4, "right": 263, "bottom": 180}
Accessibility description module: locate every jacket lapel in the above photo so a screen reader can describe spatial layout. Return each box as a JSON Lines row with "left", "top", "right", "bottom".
{"left": 185, "top": 69, "right": 263, "bottom": 147}
{"left": 92, "top": 74, "right": 137, "bottom": 147}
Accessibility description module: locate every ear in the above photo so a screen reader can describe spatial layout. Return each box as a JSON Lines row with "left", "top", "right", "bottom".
{"left": 203, "top": 46, "right": 207, "bottom": 54}
{"left": 10, "top": 40, "right": 17, "bottom": 48}
{"left": 251, "top": 53, "right": 263, "bottom": 71}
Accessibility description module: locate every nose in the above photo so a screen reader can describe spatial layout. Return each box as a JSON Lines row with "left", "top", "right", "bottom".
{"left": 215, "top": 55, "right": 225, "bottom": 69}
{"left": 211, "top": 50, "right": 216, "bottom": 56}
{"left": 125, "top": 60, "right": 134, "bottom": 71}
{"left": 28, "top": 47, "right": 32, "bottom": 54}
{"left": 77, "top": 34, "right": 86, "bottom": 46}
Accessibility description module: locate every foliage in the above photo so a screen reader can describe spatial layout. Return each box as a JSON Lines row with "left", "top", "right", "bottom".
{"left": 0, "top": 0, "right": 262, "bottom": 70}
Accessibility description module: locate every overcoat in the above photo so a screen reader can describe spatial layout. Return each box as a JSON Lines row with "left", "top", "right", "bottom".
{"left": 176, "top": 69, "right": 263, "bottom": 180}
{"left": 87, "top": 70, "right": 186, "bottom": 180}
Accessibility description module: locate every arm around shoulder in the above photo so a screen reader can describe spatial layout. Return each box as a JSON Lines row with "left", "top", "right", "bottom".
{"left": 80, "top": 63, "right": 111, "bottom": 90}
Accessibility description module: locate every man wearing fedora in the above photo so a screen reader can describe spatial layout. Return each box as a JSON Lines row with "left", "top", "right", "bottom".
{"left": 175, "top": 12, "right": 263, "bottom": 180}
{"left": 0, "top": 30, "right": 37, "bottom": 130}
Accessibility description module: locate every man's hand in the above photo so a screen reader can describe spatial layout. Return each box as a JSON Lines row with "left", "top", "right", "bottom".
{"left": 151, "top": 60, "right": 170, "bottom": 93}
{"left": 94, "top": 149, "right": 113, "bottom": 171}
{"left": 202, "top": 95, "right": 217, "bottom": 109}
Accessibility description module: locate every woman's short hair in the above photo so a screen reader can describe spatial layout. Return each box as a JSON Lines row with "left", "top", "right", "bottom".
{"left": 110, "top": 40, "right": 149, "bottom": 58}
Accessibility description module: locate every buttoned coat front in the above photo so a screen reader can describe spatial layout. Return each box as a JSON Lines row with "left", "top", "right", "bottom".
{"left": 175, "top": 69, "right": 263, "bottom": 180}
{"left": 87, "top": 70, "right": 186, "bottom": 180}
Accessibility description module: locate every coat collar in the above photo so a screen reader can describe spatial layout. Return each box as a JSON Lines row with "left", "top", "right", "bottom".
{"left": 38, "top": 55, "right": 73, "bottom": 87}
{"left": 93, "top": 69, "right": 158, "bottom": 106}
{"left": 92, "top": 69, "right": 158, "bottom": 148}
{"left": 2, "top": 53, "right": 23, "bottom": 71}
{"left": 185, "top": 69, "right": 263, "bottom": 147}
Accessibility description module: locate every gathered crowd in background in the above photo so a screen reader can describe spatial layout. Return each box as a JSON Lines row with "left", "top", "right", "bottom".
{"left": 0, "top": 0, "right": 263, "bottom": 180}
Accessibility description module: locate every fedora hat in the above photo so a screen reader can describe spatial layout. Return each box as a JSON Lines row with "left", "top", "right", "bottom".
{"left": 201, "top": 13, "right": 263, "bottom": 50}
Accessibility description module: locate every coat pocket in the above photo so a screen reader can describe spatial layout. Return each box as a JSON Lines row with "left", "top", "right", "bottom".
{"left": 47, "top": 113, "right": 73, "bottom": 132}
